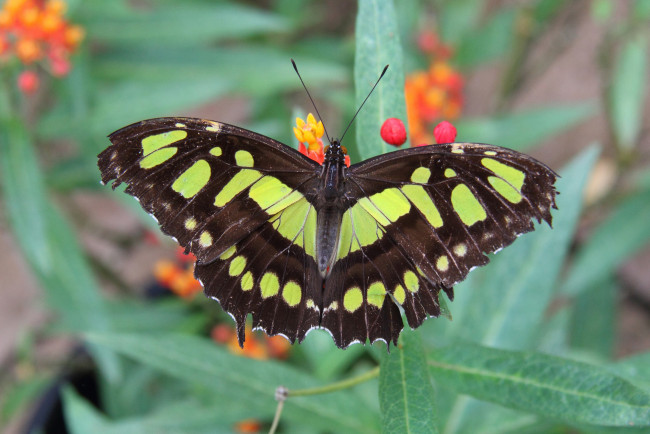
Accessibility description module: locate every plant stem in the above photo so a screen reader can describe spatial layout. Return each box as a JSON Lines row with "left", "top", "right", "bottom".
{"left": 288, "top": 365, "right": 380, "bottom": 397}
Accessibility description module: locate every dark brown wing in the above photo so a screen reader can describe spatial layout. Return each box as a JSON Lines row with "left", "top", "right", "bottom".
{"left": 98, "top": 117, "right": 321, "bottom": 264}
{"left": 318, "top": 142, "right": 557, "bottom": 347}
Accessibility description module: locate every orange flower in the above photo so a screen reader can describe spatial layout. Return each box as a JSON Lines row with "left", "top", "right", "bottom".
{"left": 211, "top": 324, "right": 291, "bottom": 360}
{"left": 234, "top": 419, "right": 262, "bottom": 433}
{"left": 293, "top": 114, "right": 351, "bottom": 167}
{"left": 0, "top": 0, "right": 85, "bottom": 89}
{"left": 154, "top": 258, "right": 202, "bottom": 298}
{"left": 294, "top": 113, "right": 325, "bottom": 164}
{"left": 405, "top": 35, "right": 464, "bottom": 146}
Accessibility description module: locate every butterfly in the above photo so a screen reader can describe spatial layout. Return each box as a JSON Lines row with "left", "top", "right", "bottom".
{"left": 98, "top": 117, "right": 557, "bottom": 349}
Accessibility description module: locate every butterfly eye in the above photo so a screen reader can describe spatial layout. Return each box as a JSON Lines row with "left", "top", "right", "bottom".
{"left": 341, "top": 146, "right": 348, "bottom": 155}
{"left": 324, "top": 145, "right": 330, "bottom": 153}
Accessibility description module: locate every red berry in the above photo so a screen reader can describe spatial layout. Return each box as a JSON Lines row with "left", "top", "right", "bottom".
{"left": 433, "top": 121, "right": 457, "bottom": 144}
{"left": 380, "top": 118, "right": 407, "bottom": 146}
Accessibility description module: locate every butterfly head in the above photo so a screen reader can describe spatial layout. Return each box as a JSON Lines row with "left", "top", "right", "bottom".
{"left": 324, "top": 139, "right": 348, "bottom": 165}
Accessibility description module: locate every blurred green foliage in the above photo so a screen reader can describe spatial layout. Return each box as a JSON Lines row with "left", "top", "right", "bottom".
{"left": 1, "top": 0, "right": 650, "bottom": 432}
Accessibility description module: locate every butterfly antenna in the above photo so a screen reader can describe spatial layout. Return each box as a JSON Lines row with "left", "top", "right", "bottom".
{"left": 339, "top": 64, "right": 389, "bottom": 143}
{"left": 291, "top": 59, "right": 332, "bottom": 144}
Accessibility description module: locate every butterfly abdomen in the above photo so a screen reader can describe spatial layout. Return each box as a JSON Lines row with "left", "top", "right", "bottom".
{"left": 315, "top": 145, "right": 348, "bottom": 277}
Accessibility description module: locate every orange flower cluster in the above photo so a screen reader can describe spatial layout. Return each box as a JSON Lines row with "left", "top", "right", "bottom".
{"left": 211, "top": 323, "right": 291, "bottom": 360}
{"left": 294, "top": 113, "right": 350, "bottom": 167}
{"left": 0, "top": 0, "right": 84, "bottom": 92}
{"left": 234, "top": 419, "right": 262, "bottom": 433}
{"left": 153, "top": 247, "right": 202, "bottom": 298}
{"left": 406, "top": 30, "right": 464, "bottom": 146}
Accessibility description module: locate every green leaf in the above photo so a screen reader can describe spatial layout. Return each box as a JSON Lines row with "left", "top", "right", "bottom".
{"left": 438, "top": 0, "right": 482, "bottom": 45}
{"left": 0, "top": 375, "right": 50, "bottom": 424}
{"left": 380, "top": 331, "right": 438, "bottom": 433}
{"left": 0, "top": 119, "right": 52, "bottom": 271}
{"left": 106, "top": 299, "right": 205, "bottom": 334}
{"left": 86, "top": 333, "right": 380, "bottom": 433}
{"left": 63, "top": 386, "right": 236, "bottom": 434}
{"left": 635, "top": 0, "right": 650, "bottom": 19}
{"left": 569, "top": 278, "right": 617, "bottom": 359}
{"left": 456, "top": 9, "right": 516, "bottom": 68}
{"left": 298, "top": 329, "right": 366, "bottom": 380}
{"left": 609, "top": 33, "right": 648, "bottom": 151}
{"left": 454, "top": 103, "right": 595, "bottom": 151}
{"left": 81, "top": 3, "right": 290, "bottom": 46}
{"left": 92, "top": 46, "right": 347, "bottom": 96}
{"left": 40, "top": 77, "right": 232, "bottom": 141}
{"left": 613, "top": 352, "right": 650, "bottom": 392}
{"left": 560, "top": 187, "right": 650, "bottom": 296}
{"left": 0, "top": 118, "right": 120, "bottom": 382}
{"left": 429, "top": 343, "right": 650, "bottom": 426}
{"left": 355, "top": 0, "right": 408, "bottom": 158}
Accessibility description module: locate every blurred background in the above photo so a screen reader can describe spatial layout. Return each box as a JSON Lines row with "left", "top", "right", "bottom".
{"left": 0, "top": 0, "right": 649, "bottom": 432}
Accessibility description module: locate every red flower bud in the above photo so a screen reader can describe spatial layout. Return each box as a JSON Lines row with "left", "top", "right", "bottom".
{"left": 17, "top": 70, "right": 39, "bottom": 94}
{"left": 433, "top": 121, "right": 457, "bottom": 144}
{"left": 380, "top": 118, "right": 407, "bottom": 146}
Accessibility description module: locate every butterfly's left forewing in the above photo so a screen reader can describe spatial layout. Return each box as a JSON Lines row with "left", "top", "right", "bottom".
{"left": 99, "top": 117, "right": 320, "bottom": 264}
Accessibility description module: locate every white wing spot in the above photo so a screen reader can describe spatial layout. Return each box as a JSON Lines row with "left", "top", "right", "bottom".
{"left": 206, "top": 122, "right": 222, "bottom": 133}
{"left": 453, "top": 243, "right": 467, "bottom": 257}
{"left": 199, "top": 231, "right": 213, "bottom": 247}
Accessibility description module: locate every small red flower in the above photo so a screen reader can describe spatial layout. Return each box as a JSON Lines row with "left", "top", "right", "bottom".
{"left": 433, "top": 121, "right": 457, "bottom": 144}
{"left": 380, "top": 118, "right": 407, "bottom": 146}
{"left": 17, "top": 69, "right": 38, "bottom": 94}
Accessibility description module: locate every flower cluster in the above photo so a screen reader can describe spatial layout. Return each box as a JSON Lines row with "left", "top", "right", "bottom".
{"left": 153, "top": 247, "right": 202, "bottom": 298}
{"left": 0, "top": 0, "right": 84, "bottom": 93}
{"left": 211, "top": 323, "right": 290, "bottom": 360}
{"left": 294, "top": 114, "right": 350, "bottom": 167}
{"left": 405, "top": 30, "right": 464, "bottom": 146}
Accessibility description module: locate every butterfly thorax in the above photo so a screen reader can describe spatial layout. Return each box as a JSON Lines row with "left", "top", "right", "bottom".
{"left": 315, "top": 140, "right": 348, "bottom": 277}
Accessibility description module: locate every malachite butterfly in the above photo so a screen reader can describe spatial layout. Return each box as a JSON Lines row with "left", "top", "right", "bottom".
{"left": 98, "top": 117, "right": 557, "bottom": 349}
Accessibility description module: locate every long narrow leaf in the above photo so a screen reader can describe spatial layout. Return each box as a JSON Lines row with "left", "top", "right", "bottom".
{"left": 80, "top": 3, "right": 290, "bottom": 46}
{"left": 0, "top": 119, "right": 52, "bottom": 271}
{"left": 429, "top": 343, "right": 650, "bottom": 426}
{"left": 454, "top": 103, "right": 595, "bottom": 151}
{"left": 609, "top": 33, "right": 648, "bottom": 151}
{"left": 380, "top": 331, "right": 438, "bottom": 433}
{"left": 0, "top": 118, "right": 119, "bottom": 381}
{"left": 560, "top": 187, "right": 650, "bottom": 296}
{"left": 355, "top": 0, "right": 408, "bottom": 158}
{"left": 87, "top": 333, "right": 380, "bottom": 433}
